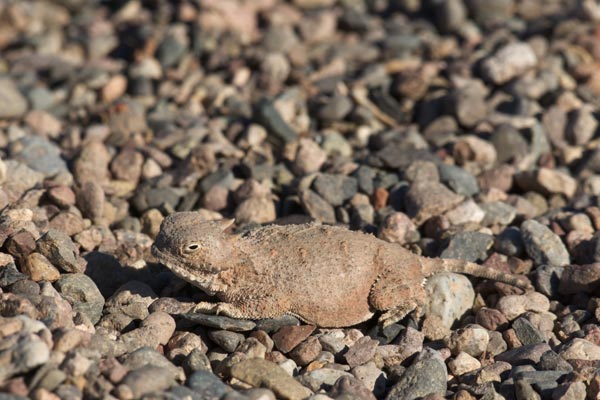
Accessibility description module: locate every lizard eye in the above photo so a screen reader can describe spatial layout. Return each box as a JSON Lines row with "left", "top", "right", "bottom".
{"left": 183, "top": 243, "right": 201, "bottom": 254}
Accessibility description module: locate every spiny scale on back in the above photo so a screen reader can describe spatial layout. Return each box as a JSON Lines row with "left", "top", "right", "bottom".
{"left": 151, "top": 211, "right": 532, "bottom": 328}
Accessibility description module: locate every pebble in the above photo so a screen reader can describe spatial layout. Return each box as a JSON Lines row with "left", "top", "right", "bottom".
{"left": 209, "top": 330, "right": 245, "bottom": 353}
{"left": 496, "top": 343, "right": 552, "bottom": 365}
{"left": 425, "top": 273, "right": 475, "bottom": 329}
{"left": 405, "top": 181, "right": 464, "bottom": 225}
{"left": 559, "top": 338, "right": 600, "bottom": 361}
{"left": 230, "top": 359, "right": 312, "bottom": 400}
{"left": 54, "top": 274, "right": 105, "bottom": 324}
{"left": 293, "top": 138, "right": 326, "bottom": 175}
{"left": 20, "top": 252, "right": 60, "bottom": 282}
{"left": 482, "top": 42, "right": 538, "bottom": 84}
{"left": 13, "top": 136, "right": 67, "bottom": 177}
{"left": 496, "top": 292, "right": 550, "bottom": 321}
{"left": 0, "top": 78, "right": 28, "bottom": 119}
{"left": 351, "top": 362, "right": 386, "bottom": 398}
{"left": 521, "top": 219, "right": 570, "bottom": 267}
{"left": 440, "top": 231, "right": 494, "bottom": 262}
{"left": 494, "top": 227, "right": 524, "bottom": 257}
{"left": 515, "top": 168, "right": 578, "bottom": 198}
{"left": 272, "top": 325, "right": 316, "bottom": 353}
{"left": 187, "top": 370, "right": 231, "bottom": 399}
{"left": 36, "top": 229, "right": 83, "bottom": 273}
{"left": 119, "top": 365, "right": 177, "bottom": 398}
{"left": 377, "top": 212, "right": 419, "bottom": 245}
{"left": 299, "top": 189, "right": 336, "bottom": 224}
{"left": 445, "top": 325, "right": 490, "bottom": 357}
{"left": 312, "top": 174, "right": 358, "bottom": 206}
{"left": 385, "top": 348, "right": 447, "bottom": 400}
{"left": 512, "top": 318, "right": 545, "bottom": 348}
{"left": 448, "top": 352, "right": 481, "bottom": 376}
{"left": 289, "top": 336, "right": 321, "bottom": 366}
{"left": 559, "top": 263, "right": 600, "bottom": 294}
{"left": 181, "top": 313, "right": 257, "bottom": 332}
{"left": 344, "top": 336, "right": 379, "bottom": 368}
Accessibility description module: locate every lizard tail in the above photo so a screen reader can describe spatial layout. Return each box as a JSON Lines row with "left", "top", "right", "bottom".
{"left": 421, "top": 257, "right": 533, "bottom": 290}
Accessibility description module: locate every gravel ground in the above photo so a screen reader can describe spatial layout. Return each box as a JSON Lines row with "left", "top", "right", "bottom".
{"left": 2, "top": 0, "right": 600, "bottom": 399}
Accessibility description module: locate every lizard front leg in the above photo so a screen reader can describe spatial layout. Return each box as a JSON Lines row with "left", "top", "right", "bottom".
{"left": 190, "top": 297, "right": 290, "bottom": 320}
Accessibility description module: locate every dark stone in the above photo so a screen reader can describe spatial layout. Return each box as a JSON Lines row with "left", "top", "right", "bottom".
{"left": 440, "top": 232, "right": 494, "bottom": 262}
{"left": 187, "top": 371, "right": 231, "bottom": 400}
{"left": 254, "top": 98, "right": 298, "bottom": 149}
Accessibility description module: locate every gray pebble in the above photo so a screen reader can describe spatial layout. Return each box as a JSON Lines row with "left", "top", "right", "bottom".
{"left": 181, "top": 313, "right": 257, "bottom": 332}
{"left": 37, "top": 229, "right": 83, "bottom": 273}
{"left": 521, "top": 220, "right": 570, "bottom": 267}
{"left": 313, "top": 173, "right": 358, "bottom": 206}
{"left": 441, "top": 231, "right": 494, "bottom": 262}
{"left": 513, "top": 317, "right": 546, "bottom": 346}
{"left": 187, "top": 370, "right": 231, "bottom": 399}
{"left": 55, "top": 273, "right": 104, "bottom": 324}
{"left": 0, "top": 78, "right": 28, "bottom": 118}
{"left": 385, "top": 348, "right": 447, "bottom": 400}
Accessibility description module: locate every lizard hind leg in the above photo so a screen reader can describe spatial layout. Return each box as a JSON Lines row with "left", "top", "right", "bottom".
{"left": 369, "top": 277, "right": 427, "bottom": 327}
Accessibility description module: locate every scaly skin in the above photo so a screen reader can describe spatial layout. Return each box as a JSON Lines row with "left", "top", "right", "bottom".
{"left": 151, "top": 212, "right": 532, "bottom": 328}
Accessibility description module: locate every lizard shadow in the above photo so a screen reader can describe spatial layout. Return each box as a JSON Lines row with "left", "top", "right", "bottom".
{"left": 83, "top": 251, "right": 172, "bottom": 298}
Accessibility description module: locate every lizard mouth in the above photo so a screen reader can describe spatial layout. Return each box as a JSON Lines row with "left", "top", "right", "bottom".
{"left": 151, "top": 244, "right": 218, "bottom": 295}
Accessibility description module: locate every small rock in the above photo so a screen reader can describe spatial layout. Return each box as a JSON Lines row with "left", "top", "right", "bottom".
{"left": 254, "top": 98, "right": 299, "bottom": 149}
{"left": 445, "top": 200, "right": 485, "bottom": 226}
{"left": 482, "top": 42, "right": 538, "bottom": 84}
{"left": 230, "top": 359, "right": 312, "bottom": 400}
{"left": 552, "top": 381, "right": 586, "bottom": 400}
{"left": 299, "top": 189, "right": 336, "bottom": 224}
{"left": 425, "top": 273, "right": 475, "bottom": 329}
{"left": 448, "top": 352, "right": 481, "bottom": 376}
{"left": 441, "top": 231, "right": 494, "bottom": 262}
{"left": 513, "top": 317, "right": 546, "bottom": 346}
{"left": 521, "top": 219, "right": 570, "bottom": 267}
{"left": 119, "top": 365, "right": 177, "bottom": 398}
{"left": 273, "top": 325, "right": 316, "bottom": 353}
{"left": 386, "top": 348, "right": 447, "bottom": 400}
{"left": 20, "top": 253, "right": 60, "bottom": 282}
{"left": 208, "top": 330, "right": 244, "bottom": 353}
{"left": 405, "top": 181, "right": 464, "bottom": 225}
{"left": 329, "top": 375, "right": 377, "bottom": 400}
{"left": 13, "top": 136, "right": 67, "bottom": 177}
{"left": 187, "top": 370, "right": 231, "bottom": 399}
{"left": 445, "top": 326, "right": 490, "bottom": 357}
{"left": 496, "top": 343, "right": 551, "bottom": 365}
{"left": 377, "top": 212, "right": 419, "bottom": 245}
{"left": 495, "top": 227, "right": 524, "bottom": 257}
{"left": 344, "top": 336, "right": 379, "bottom": 368}
{"left": 289, "top": 336, "right": 321, "bottom": 366}
{"left": 496, "top": 292, "right": 550, "bottom": 321}
{"left": 293, "top": 138, "right": 326, "bottom": 175}
{"left": 54, "top": 274, "right": 105, "bottom": 324}
{"left": 181, "top": 313, "right": 256, "bottom": 332}
{"left": 36, "top": 229, "right": 83, "bottom": 273}
{"left": 559, "top": 263, "right": 600, "bottom": 294}
{"left": 559, "top": 338, "right": 600, "bottom": 361}
{"left": 515, "top": 168, "right": 577, "bottom": 198}
{"left": 312, "top": 174, "right": 358, "bottom": 207}
{"left": 0, "top": 78, "right": 28, "bottom": 118}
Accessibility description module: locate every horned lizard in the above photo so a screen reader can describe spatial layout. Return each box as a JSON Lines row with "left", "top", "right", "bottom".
{"left": 151, "top": 212, "right": 532, "bottom": 328}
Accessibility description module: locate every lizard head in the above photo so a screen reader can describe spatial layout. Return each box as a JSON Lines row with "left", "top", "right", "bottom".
{"left": 151, "top": 212, "right": 235, "bottom": 292}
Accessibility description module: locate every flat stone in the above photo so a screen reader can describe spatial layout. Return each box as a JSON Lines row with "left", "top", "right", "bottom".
{"left": 54, "top": 274, "right": 105, "bottom": 324}
{"left": 521, "top": 220, "right": 570, "bottom": 267}
{"left": 254, "top": 98, "right": 299, "bottom": 149}
{"left": 272, "top": 325, "right": 316, "bottom": 353}
{"left": 181, "top": 313, "right": 256, "bottom": 332}
{"left": 386, "top": 348, "right": 447, "bottom": 400}
{"left": 425, "top": 273, "right": 475, "bottom": 329}
{"left": 441, "top": 231, "right": 494, "bottom": 262}
{"left": 344, "top": 336, "right": 379, "bottom": 368}
{"left": 187, "top": 370, "right": 231, "bottom": 399}
{"left": 312, "top": 174, "right": 358, "bottom": 206}
{"left": 230, "top": 359, "right": 312, "bottom": 400}
{"left": 0, "top": 78, "right": 28, "bottom": 118}
{"left": 13, "top": 136, "right": 67, "bottom": 177}
{"left": 36, "top": 229, "right": 83, "bottom": 273}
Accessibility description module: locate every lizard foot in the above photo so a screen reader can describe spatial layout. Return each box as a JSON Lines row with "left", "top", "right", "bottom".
{"left": 377, "top": 303, "right": 420, "bottom": 328}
